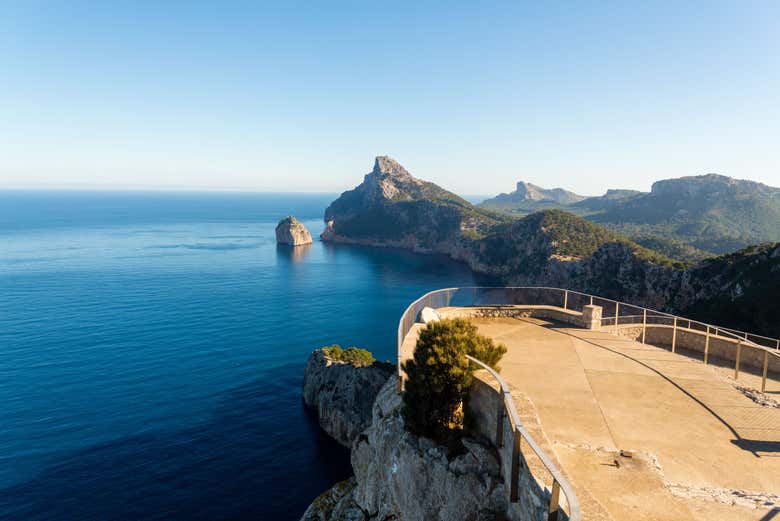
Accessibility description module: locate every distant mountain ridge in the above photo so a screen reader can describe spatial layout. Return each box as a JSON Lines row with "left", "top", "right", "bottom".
{"left": 322, "top": 157, "right": 780, "bottom": 337}
{"left": 480, "top": 173, "right": 780, "bottom": 257}
{"left": 489, "top": 181, "right": 586, "bottom": 204}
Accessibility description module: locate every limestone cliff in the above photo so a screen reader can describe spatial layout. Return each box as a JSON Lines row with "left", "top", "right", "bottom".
{"left": 301, "top": 377, "right": 509, "bottom": 521}
{"left": 302, "top": 348, "right": 393, "bottom": 447}
{"left": 276, "top": 215, "right": 313, "bottom": 246}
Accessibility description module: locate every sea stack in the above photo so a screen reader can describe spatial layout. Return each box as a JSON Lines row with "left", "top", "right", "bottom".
{"left": 275, "top": 216, "right": 313, "bottom": 246}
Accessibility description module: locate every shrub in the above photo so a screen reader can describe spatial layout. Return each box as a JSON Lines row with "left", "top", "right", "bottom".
{"left": 323, "top": 345, "right": 375, "bottom": 367}
{"left": 401, "top": 319, "right": 507, "bottom": 439}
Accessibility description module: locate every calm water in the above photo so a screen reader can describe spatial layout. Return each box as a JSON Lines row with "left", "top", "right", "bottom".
{"left": 0, "top": 191, "right": 489, "bottom": 520}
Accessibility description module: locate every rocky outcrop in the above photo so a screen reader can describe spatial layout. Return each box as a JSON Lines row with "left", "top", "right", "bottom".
{"left": 302, "top": 378, "right": 510, "bottom": 521}
{"left": 276, "top": 215, "right": 313, "bottom": 246}
{"left": 302, "top": 349, "right": 393, "bottom": 447}
{"left": 300, "top": 478, "right": 366, "bottom": 521}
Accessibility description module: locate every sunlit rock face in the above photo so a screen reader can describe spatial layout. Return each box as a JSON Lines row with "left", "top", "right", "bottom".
{"left": 300, "top": 376, "right": 509, "bottom": 521}
{"left": 302, "top": 348, "right": 393, "bottom": 448}
{"left": 276, "top": 215, "right": 313, "bottom": 246}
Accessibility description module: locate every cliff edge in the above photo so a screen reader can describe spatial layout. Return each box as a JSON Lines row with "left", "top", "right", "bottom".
{"left": 301, "top": 376, "right": 509, "bottom": 521}
{"left": 302, "top": 347, "right": 393, "bottom": 447}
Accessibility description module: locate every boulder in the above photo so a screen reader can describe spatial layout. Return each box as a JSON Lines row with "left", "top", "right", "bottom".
{"left": 276, "top": 215, "right": 313, "bottom": 246}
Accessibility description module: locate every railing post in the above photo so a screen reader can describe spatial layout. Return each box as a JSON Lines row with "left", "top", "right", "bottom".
{"left": 704, "top": 326, "right": 710, "bottom": 365}
{"left": 495, "top": 396, "right": 505, "bottom": 448}
{"left": 563, "top": 290, "right": 568, "bottom": 310}
{"left": 762, "top": 351, "right": 769, "bottom": 394}
{"left": 510, "top": 430, "right": 521, "bottom": 503}
{"left": 735, "top": 340, "right": 741, "bottom": 380}
{"left": 642, "top": 309, "right": 647, "bottom": 344}
{"left": 672, "top": 317, "right": 678, "bottom": 353}
{"left": 548, "top": 479, "right": 561, "bottom": 521}
{"left": 614, "top": 302, "right": 619, "bottom": 334}
{"left": 589, "top": 295, "right": 593, "bottom": 306}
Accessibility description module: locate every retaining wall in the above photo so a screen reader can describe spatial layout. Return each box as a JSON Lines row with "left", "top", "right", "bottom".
{"left": 468, "top": 373, "right": 554, "bottom": 521}
{"left": 614, "top": 324, "right": 780, "bottom": 375}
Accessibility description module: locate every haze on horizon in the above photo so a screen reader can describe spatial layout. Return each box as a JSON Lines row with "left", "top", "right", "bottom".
{"left": 1, "top": 1, "right": 779, "bottom": 196}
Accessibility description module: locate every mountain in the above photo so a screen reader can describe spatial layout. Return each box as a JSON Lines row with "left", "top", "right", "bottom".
{"left": 480, "top": 174, "right": 780, "bottom": 257}
{"left": 573, "top": 189, "right": 642, "bottom": 212}
{"left": 480, "top": 182, "right": 586, "bottom": 213}
{"left": 588, "top": 174, "right": 780, "bottom": 254}
{"left": 322, "top": 157, "right": 780, "bottom": 337}
{"left": 322, "top": 156, "right": 507, "bottom": 250}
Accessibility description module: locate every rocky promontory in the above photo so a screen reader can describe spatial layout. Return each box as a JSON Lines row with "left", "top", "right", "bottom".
{"left": 302, "top": 347, "right": 393, "bottom": 447}
{"left": 276, "top": 215, "right": 313, "bottom": 246}
{"left": 301, "top": 367, "right": 509, "bottom": 521}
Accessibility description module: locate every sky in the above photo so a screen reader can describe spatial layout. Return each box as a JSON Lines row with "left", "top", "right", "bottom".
{"left": 1, "top": 1, "right": 779, "bottom": 196}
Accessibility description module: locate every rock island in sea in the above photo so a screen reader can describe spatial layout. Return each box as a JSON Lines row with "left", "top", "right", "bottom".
{"left": 276, "top": 215, "right": 313, "bottom": 246}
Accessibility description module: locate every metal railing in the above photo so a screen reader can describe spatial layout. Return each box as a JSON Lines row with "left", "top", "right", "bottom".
{"left": 398, "top": 287, "right": 780, "bottom": 393}
{"left": 467, "top": 354, "right": 581, "bottom": 521}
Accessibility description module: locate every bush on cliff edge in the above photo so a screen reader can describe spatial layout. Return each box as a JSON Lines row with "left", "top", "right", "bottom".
{"left": 323, "top": 345, "right": 376, "bottom": 367}
{"left": 401, "top": 318, "right": 506, "bottom": 440}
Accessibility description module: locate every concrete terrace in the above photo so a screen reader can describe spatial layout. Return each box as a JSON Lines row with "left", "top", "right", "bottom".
{"left": 401, "top": 310, "right": 779, "bottom": 520}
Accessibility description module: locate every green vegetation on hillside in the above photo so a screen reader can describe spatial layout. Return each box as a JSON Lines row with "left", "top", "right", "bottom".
{"left": 681, "top": 243, "right": 780, "bottom": 338}
{"left": 479, "top": 174, "right": 780, "bottom": 259}
{"left": 476, "top": 210, "right": 682, "bottom": 272}
{"left": 631, "top": 235, "right": 710, "bottom": 264}
{"left": 323, "top": 345, "right": 375, "bottom": 367}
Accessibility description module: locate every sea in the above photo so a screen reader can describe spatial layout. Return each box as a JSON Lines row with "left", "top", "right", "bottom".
{"left": 0, "top": 191, "right": 491, "bottom": 520}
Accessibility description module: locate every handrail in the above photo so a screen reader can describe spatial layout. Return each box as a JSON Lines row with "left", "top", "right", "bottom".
{"left": 466, "top": 354, "right": 581, "bottom": 521}
{"left": 398, "top": 287, "right": 779, "bottom": 392}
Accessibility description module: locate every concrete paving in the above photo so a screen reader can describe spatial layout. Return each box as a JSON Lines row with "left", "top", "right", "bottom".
{"left": 465, "top": 316, "right": 780, "bottom": 521}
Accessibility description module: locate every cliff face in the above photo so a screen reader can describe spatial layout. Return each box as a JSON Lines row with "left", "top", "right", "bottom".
{"left": 301, "top": 377, "right": 509, "bottom": 521}
{"left": 677, "top": 243, "right": 780, "bottom": 337}
{"left": 276, "top": 215, "right": 313, "bottom": 246}
{"left": 302, "top": 349, "right": 393, "bottom": 447}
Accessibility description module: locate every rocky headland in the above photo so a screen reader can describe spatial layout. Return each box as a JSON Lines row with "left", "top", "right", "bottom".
{"left": 302, "top": 347, "right": 393, "bottom": 447}
{"left": 320, "top": 157, "right": 780, "bottom": 337}
{"left": 276, "top": 215, "right": 313, "bottom": 246}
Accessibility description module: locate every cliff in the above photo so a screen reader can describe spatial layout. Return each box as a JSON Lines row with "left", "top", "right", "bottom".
{"left": 301, "top": 377, "right": 510, "bottom": 521}
{"left": 276, "top": 215, "right": 313, "bottom": 246}
{"left": 302, "top": 348, "right": 393, "bottom": 447}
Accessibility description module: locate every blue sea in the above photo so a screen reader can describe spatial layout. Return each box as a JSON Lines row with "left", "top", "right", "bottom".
{"left": 0, "top": 191, "right": 490, "bottom": 520}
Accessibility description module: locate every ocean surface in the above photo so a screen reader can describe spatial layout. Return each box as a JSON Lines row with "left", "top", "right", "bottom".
{"left": 0, "top": 191, "right": 491, "bottom": 520}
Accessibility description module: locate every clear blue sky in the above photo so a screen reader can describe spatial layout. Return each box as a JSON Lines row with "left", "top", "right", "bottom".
{"left": 1, "top": 1, "right": 778, "bottom": 195}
